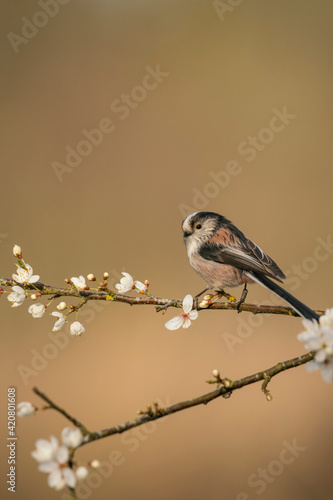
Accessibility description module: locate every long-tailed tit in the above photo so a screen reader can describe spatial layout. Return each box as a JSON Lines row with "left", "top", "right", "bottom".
{"left": 182, "top": 211, "right": 319, "bottom": 321}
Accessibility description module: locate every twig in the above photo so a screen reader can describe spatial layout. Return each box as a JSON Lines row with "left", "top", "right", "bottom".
{"left": 32, "top": 387, "right": 90, "bottom": 436}
{"left": 32, "top": 350, "right": 315, "bottom": 446}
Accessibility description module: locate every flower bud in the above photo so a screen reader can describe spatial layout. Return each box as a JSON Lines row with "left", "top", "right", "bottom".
{"left": 199, "top": 299, "right": 210, "bottom": 308}
{"left": 17, "top": 401, "right": 36, "bottom": 417}
{"left": 103, "top": 272, "right": 109, "bottom": 280}
{"left": 212, "top": 369, "right": 219, "bottom": 378}
{"left": 61, "top": 427, "right": 83, "bottom": 448}
{"left": 76, "top": 466, "right": 89, "bottom": 481}
{"left": 87, "top": 273, "right": 96, "bottom": 281}
{"left": 70, "top": 321, "right": 85, "bottom": 336}
{"left": 90, "top": 459, "right": 101, "bottom": 469}
{"left": 13, "top": 245, "right": 22, "bottom": 258}
{"left": 57, "top": 302, "right": 67, "bottom": 311}
{"left": 30, "top": 294, "right": 38, "bottom": 301}
{"left": 28, "top": 303, "right": 46, "bottom": 319}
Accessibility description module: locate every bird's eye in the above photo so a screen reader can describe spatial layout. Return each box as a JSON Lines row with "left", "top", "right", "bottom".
{"left": 195, "top": 223, "right": 202, "bottom": 230}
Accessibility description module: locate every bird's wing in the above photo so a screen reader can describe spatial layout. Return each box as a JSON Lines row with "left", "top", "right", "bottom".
{"left": 199, "top": 228, "right": 286, "bottom": 282}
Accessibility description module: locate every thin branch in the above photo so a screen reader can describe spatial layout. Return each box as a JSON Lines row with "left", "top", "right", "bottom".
{"left": 33, "top": 387, "right": 90, "bottom": 436}
{"left": 0, "top": 277, "right": 323, "bottom": 317}
{"left": 33, "top": 350, "right": 315, "bottom": 446}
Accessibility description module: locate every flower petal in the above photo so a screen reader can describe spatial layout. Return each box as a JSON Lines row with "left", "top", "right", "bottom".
{"left": 38, "top": 461, "right": 57, "bottom": 474}
{"left": 29, "top": 275, "right": 40, "bottom": 283}
{"left": 63, "top": 467, "right": 77, "bottom": 488}
{"left": 51, "top": 311, "right": 63, "bottom": 318}
{"left": 48, "top": 469, "right": 64, "bottom": 489}
{"left": 321, "top": 362, "right": 333, "bottom": 383}
{"left": 305, "top": 361, "right": 320, "bottom": 373}
{"left": 189, "top": 310, "right": 198, "bottom": 321}
{"left": 182, "top": 317, "right": 192, "bottom": 328}
{"left": 56, "top": 446, "right": 69, "bottom": 464}
{"left": 182, "top": 294, "right": 194, "bottom": 314}
{"left": 121, "top": 272, "right": 133, "bottom": 280}
{"left": 165, "top": 316, "right": 184, "bottom": 330}
{"left": 133, "top": 280, "right": 147, "bottom": 293}
{"left": 314, "top": 349, "right": 327, "bottom": 363}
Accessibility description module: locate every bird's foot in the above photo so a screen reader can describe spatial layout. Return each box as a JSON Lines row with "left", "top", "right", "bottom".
{"left": 220, "top": 290, "right": 237, "bottom": 303}
{"left": 197, "top": 290, "right": 235, "bottom": 308}
{"left": 237, "top": 285, "right": 248, "bottom": 313}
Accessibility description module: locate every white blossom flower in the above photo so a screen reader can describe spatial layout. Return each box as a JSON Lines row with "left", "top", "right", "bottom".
{"left": 38, "top": 446, "right": 76, "bottom": 490}
{"left": 13, "top": 245, "right": 22, "bottom": 258}
{"left": 70, "top": 321, "right": 85, "bottom": 336}
{"left": 298, "top": 309, "right": 333, "bottom": 383}
{"left": 115, "top": 272, "right": 134, "bottom": 293}
{"left": 17, "top": 401, "right": 36, "bottom": 417}
{"left": 7, "top": 285, "right": 26, "bottom": 307}
{"left": 57, "top": 302, "right": 67, "bottom": 311}
{"left": 76, "top": 466, "right": 89, "bottom": 481}
{"left": 31, "top": 436, "right": 59, "bottom": 463}
{"left": 90, "top": 459, "right": 101, "bottom": 469}
{"left": 115, "top": 273, "right": 148, "bottom": 294}
{"left": 165, "top": 295, "right": 199, "bottom": 330}
{"left": 71, "top": 276, "right": 89, "bottom": 291}
{"left": 133, "top": 280, "right": 147, "bottom": 293}
{"left": 61, "top": 427, "right": 83, "bottom": 448}
{"left": 51, "top": 312, "right": 66, "bottom": 331}
{"left": 28, "top": 303, "right": 46, "bottom": 319}
{"left": 12, "top": 263, "right": 39, "bottom": 284}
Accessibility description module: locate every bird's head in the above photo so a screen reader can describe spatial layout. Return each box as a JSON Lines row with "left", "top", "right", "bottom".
{"left": 182, "top": 211, "right": 225, "bottom": 247}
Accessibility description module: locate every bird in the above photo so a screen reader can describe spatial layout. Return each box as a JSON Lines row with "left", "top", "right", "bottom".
{"left": 182, "top": 211, "right": 319, "bottom": 321}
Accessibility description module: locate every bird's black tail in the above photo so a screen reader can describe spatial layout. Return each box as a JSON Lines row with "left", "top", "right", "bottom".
{"left": 249, "top": 272, "right": 320, "bottom": 322}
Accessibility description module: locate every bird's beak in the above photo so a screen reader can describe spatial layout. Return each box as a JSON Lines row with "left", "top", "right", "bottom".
{"left": 183, "top": 231, "right": 191, "bottom": 238}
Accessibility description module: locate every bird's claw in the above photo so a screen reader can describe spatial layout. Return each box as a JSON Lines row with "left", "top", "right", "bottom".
{"left": 237, "top": 285, "right": 248, "bottom": 313}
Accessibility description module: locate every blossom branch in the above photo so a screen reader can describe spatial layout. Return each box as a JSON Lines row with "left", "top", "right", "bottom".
{"left": 0, "top": 277, "right": 323, "bottom": 317}
{"left": 32, "top": 351, "right": 314, "bottom": 447}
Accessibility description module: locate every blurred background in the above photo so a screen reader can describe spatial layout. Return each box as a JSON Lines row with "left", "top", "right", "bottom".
{"left": 1, "top": 1, "right": 333, "bottom": 499}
